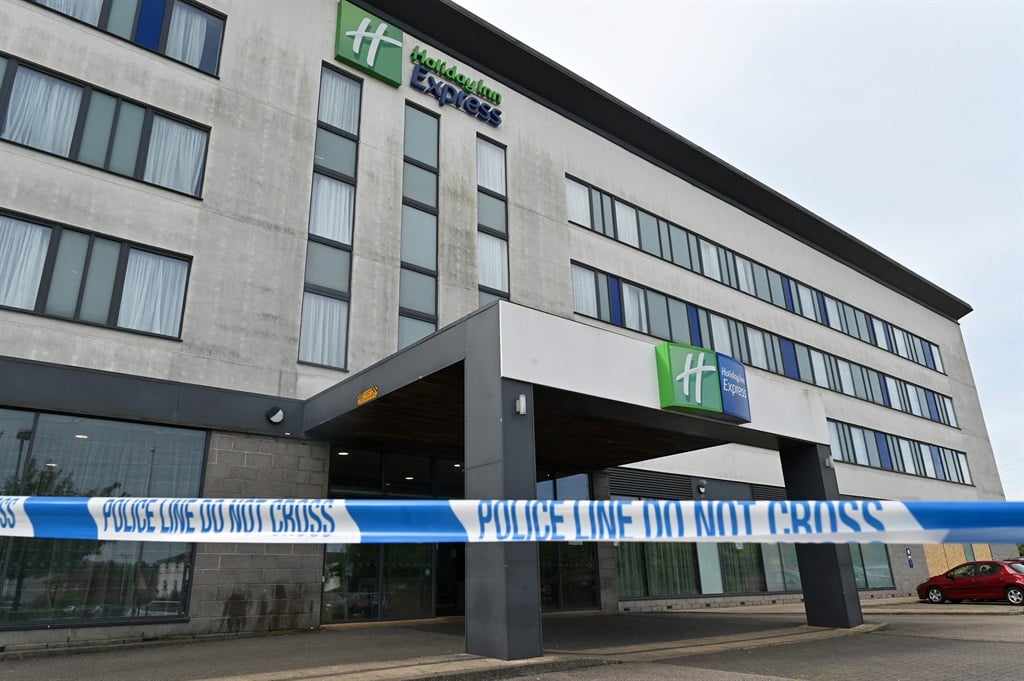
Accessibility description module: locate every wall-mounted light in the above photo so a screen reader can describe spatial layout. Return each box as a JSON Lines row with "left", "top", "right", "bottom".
{"left": 515, "top": 394, "right": 527, "bottom": 415}
{"left": 697, "top": 479, "right": 708, "bottom": 496}
{"left": 265, "top": 407, "right": 285, "bottom": 424}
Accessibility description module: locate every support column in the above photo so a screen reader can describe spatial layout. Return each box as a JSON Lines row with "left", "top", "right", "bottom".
{"left": 779, "top": 440, "right": 864, "bottom": 628}
{"left": 463, "top": 330, "right": 541, "bottom": 660}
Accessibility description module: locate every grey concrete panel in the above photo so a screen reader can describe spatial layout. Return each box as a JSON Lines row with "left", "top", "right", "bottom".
{"left": 780, "top": 440, "right": 863, "bottom": 628}
{"left": 463, "top": 329, "right": 542, "bottom": 659}
{"left": 0, "top": 356, "right": 304, "bottom": 436}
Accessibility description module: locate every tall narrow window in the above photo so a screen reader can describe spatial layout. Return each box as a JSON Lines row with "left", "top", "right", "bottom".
{"left": 0, "top": 215, "right": 52, "bottom": 310}
{"left": 398, "top": 104, "right": 439, "bottom": 349}
{"left": 477, "top": 137, "right": 508, "bottom": 305}
{"left": 298, "top": 68, "right": 360, "bottom": 368}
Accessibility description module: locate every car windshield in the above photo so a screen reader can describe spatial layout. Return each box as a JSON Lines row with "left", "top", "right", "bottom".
{"left": 1009, "top": 563, "right": 1024, "bottom": 574}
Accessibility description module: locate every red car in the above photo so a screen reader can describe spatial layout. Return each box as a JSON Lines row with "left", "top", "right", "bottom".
{"left": 917, "top": 560, "right": 1024, "bottom": 605}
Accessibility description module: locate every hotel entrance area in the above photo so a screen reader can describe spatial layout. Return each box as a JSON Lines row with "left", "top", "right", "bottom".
{"left": 319, "top": 444, "right": 601, "bottom": 623}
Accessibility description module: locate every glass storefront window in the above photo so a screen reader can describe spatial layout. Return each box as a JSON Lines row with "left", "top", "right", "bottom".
{"left": 537, "top": 471, "right": 599, "bottom": 610}
{"left": 0, "top": 409, "right": 205, "bottom": 627}
{"left": 323, "top": 544, "right": 381, "bottom": 621}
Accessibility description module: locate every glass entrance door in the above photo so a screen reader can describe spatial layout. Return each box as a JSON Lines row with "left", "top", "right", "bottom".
{"left": 434, "top": 543, "right": 465, "bottom": 616}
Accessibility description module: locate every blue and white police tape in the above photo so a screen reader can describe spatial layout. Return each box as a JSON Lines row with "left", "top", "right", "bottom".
{"left": 0, "top": 497, "right": 1020, "bottom": 544}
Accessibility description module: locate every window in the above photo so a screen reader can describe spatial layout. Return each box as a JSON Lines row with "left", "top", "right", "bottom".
{"left": 31, "top": 0, "right": 224, "bottom": 75}
{"left": 561, "top": 175, "right": 947, "bottom": 374}
{"left": 828, "top": 418, "right": 972, "bottom": 484}
{"left": 569, "top": 262, "right": 959, "bottom": 426}
{"left": 1, "top": 213, "right": 189, "bottom": 337}
{"left": 0, "top": 60, "right": 209, "bottom": 196}
{"left": 477, "top": 137, "right": 508, "bottom": 304}
{"left": 613, "top": 201, "right": 639, "bottom": 247}
{"left": 298, "top": 68, "right": 360, "bottom": 368}
{"left": 564, "top": 178, "right": 590, "bottom": 227}
{"left": 0, "top": 408, "right": 205, "bottom": 627}
{"left": 397, "top": 105, "right": 439, "bottom": 348}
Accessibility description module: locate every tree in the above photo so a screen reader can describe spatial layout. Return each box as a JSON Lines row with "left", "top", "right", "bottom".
{"left": 0, "top": 459, "right": 121, "bottom": 617}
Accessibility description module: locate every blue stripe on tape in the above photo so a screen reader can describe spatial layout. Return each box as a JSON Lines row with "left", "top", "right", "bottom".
{"left": 907, "top": 501, "right": 1023, "bottom": 529}
{"left": 344, "top": 499, "right": 468, "bottom": 543}
{"left": 907, "top": 501, "right": 1024, "bottom": 543}
{"left": 24, "top": 497, "right": 98, "bottom": 540}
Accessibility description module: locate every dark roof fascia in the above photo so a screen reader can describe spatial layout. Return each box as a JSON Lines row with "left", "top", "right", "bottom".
{"left": 364, "top": 0, "right": 972, "bottom": 321}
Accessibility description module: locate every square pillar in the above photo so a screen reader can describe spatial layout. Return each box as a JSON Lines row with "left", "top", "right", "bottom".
{"left": 463, "top": 332, "right": 542, "bottom": 660}
{"left": 779, "top": 440, "right": 864, "bottom": 628}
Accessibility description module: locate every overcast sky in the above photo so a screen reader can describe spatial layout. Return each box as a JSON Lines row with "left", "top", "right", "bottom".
{"left": 454, "top": 0, "right": 1023, "bottom": 500}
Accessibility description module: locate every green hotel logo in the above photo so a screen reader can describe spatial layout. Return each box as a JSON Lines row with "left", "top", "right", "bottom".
{"left": 335, "top": 0, "right": 403, "bottom": 87}
{"left": 655, "top": 343, "right": 722, "bottom": 414}
{"left": 655, "top": 342, "right": 752, "bottom": 423}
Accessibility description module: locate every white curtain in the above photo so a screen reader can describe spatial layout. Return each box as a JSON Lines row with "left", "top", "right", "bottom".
{"left": 298, "top": 292, "right": 348, "bottom": 367}
{"left": 824, "top": 296, "right": 843, "bottom": 331}
{"left": 1, "top": 67, "right": 82, "bottom": 156}
{"left": 746, "top": 327, "right": 767, "bottom": 369}
{"left": 710, "top": 313, "right": 731, "bottom": 356}
{"left": 621, "top": 283, "right": 647, "bottom": 332}
{"left": 564, "top": 178, "right": 590, "bottom": 227}
{"left": 117, "top": 250, "right": 188, "bottom": 336}
{"left": 797, "top": 284, "right": 816, "bottom": 320}
{"left": 319, "top": 70, "right": 361, "bottom": 134}
{"left": 477, "top": 232, "right": 508, "bottom": 292}
{"left": 0, "top": 216, "right": 52, "bottom": 309}
{"left": 308, "top": 173, "right": 354, "bottom": 244}
{"left": 38, "top": 0, "right": 102, "bottom": 24}
{"left": 476, "top": 139, "right": 506, "bottom": 195}
{"left": 144, "top": 115, "right": 207, "bottom": 195}
{"left": 735, "top": 256, "right": 754, "bottom": 294}
{"left": 699, "top": 239, "right": 721, "bottom": 281}
{"left": 871, "top": 317, "right": 887, "bottom": 349}
{"left": 613, "top": 202, "right": 639, "bottom": 247}
{"left": 810, "top": 350, "right": 829, "bottom": 388}
{"left": 571, "top": 264, "right": 596, "bottom": 316}
{"left": 165, "top": 0, "right": 208, "bottom": 68}
{"left": 837, "top": 360, "right": 855, "bottom": 397}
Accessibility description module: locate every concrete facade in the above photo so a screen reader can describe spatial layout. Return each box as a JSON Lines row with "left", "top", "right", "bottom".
{"left": 0, "top": 0, "right": 1010, "bottom": 650}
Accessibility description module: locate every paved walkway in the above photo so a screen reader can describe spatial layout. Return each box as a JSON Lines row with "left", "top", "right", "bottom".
{"left": 1, "top": 598, "right": 1019, "bottom": 680}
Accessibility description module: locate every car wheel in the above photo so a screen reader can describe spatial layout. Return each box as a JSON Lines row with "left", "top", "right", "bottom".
{"left": 926, "top": 586, "right": 946, "bottom": 604}
{"left": 1005, "top": 586, "right": 1024, "bottom": 606}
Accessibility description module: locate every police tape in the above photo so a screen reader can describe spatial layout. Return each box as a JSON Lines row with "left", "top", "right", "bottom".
{"left": 0, "top": 497, "right": 1020, "bottom": 544}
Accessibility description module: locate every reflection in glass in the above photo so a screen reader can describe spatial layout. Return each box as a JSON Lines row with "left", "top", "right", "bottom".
{"left": 0, "top": 410, "right": 205, "bottom": 626}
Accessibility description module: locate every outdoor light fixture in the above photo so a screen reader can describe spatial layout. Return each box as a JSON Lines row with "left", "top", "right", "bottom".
{"left": 265, "top": 407, "right": 285, "bottom": 424}
{"left": 515, "top": 394, "right": 527, "bottom": 415}
{"left": 697, "top": 479, "right": 707, "bottom": 496}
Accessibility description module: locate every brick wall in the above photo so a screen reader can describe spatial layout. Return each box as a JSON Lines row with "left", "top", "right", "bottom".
{"left": 185, "top": 433, "right": 330, "bottom": 635}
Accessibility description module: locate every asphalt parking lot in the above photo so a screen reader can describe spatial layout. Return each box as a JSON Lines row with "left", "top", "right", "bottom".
{"left": 0, "top": 599, "right": 1020, "bottom": 680}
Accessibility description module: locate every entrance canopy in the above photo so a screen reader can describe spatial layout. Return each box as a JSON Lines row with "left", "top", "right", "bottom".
{"left": 304, "top": 302, "right": 830, "bottom": 470}
{"left": 303, "top": 302, "right": 861, "bottom": 660}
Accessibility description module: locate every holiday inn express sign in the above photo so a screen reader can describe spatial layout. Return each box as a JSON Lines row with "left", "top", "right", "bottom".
{"left": 655, "top": 342, "right": 751, "bottom": 423}
{"left": 335, "top": 1, "right": 504, "bottom": 126}
{"left": 335, "top": 0, "right": 404, "bottom": 86}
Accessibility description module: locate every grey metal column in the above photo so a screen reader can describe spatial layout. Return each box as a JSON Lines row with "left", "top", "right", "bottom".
{"left": 463, "top": 325, "right": 542, "bottom": 660}
{"left": 779, "top": 440, "right": 864, "bottom": 628}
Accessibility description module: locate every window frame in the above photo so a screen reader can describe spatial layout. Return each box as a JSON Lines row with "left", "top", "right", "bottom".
{"left": 0, "top": 54, "right": 210, "bottom": 197}
{"left": 0, "top": 209, "right": 191, "bottom": 339}
{"left": 29, "top": 0, "right": 227, "bottom": 77}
